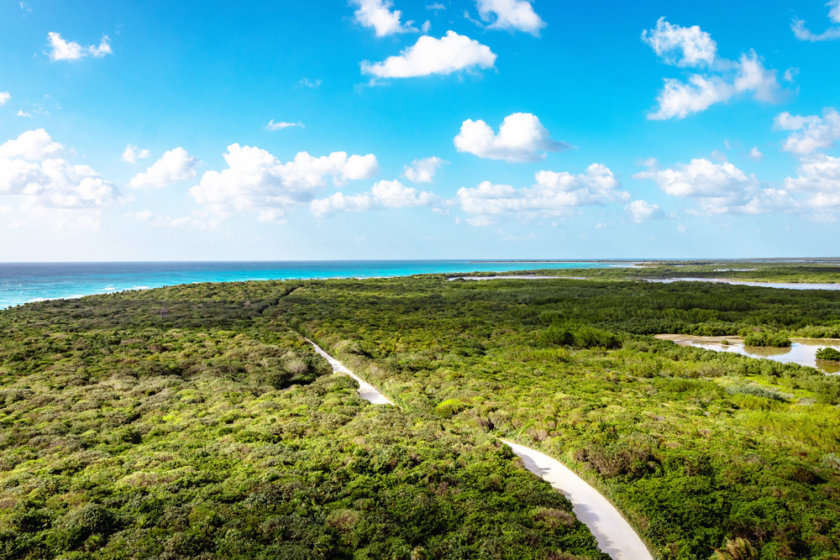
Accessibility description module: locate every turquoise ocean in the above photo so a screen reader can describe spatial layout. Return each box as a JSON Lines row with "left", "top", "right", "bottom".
{"left": 0, "top": 261, "right": 628, "bottom": 309}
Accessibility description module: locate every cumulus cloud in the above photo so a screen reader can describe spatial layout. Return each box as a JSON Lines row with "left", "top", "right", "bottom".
{"left": 311, "top": 179, "right": 439, "bottom": 216}
{"left": 0, "top": 128, "right": 63, "bottom": 160}
{"left": 792, "top": 1, "right": 840, "bottom": 42}
{"left": 644, "top": 19, "right": 782, "bottom": 120}
{"left": 785, "top": 153, "right": 840, "bottom": 193}
{"left": 634, "top": 158, "right": 790, "bottom": 215}
{"left": 190, "top": 144, "right": 378, "bottom": 221}
{"left": 783, "top": 154, "right": 840, "bottom": 213}
{"left": 454, "top": 112, "right": 568, "bottom": 162}
{"left": 47, "top": 32, "right": 111, "bottom": 61}
{"left": 641, "top": 17, "right": 717, "bottom": 67}
{"left": 626, "top": 200, "right": 663, "bottom": 223}
{"left": 352, "top": 0, "right": 415, "bottom": 37}
{"left": 0, "top": 92, "right": 9, "bottom": 105}
{"left": 774, "top": 108, "right": 840, "bottom": 156}
{"left": 361, "top": 31, "right": 496, "bottom": 78}
{"left": 130, "top": 148, "right": 198, "bottom": 189}
{"left": 121, "top": 144, "right": 150, "bottom": 164}
{"left": 265, "top": 120, "right": 304, "bottom": 131}
{"left": 403, "top": 156, "right": 445, "bottom": 182}
{"left": 456, "top": 164, "right": 628, "bottom": 224}
{"left": 648, "top": 51, "right": 780, "bottom": 120}
{"left": 749, "top": 146, "right": 763, "bottom": 160}
{"left": 475, "top": 0, "right": 545, "bottom": 35}
{"left": 0, "top": 129, "right": 118, "bottom": 228}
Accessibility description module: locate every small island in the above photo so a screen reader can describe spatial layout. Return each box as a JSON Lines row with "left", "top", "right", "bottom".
{"left": 743, "top": 331, "right": 792, "bottom": 348}
{"left": 816, "top": 347, "right": 840, "bottom": 363}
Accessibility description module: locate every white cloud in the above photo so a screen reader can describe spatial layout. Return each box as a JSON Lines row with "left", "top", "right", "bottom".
{"left": 454, "top": 112, "right": 568, "bottom": 162}
{"left": 456, "top": 164, "right": 628, "bottom": 224}
{"left": 641, "top": 17, "right": 717, "bottom": 67}
{"left": 298, "top": 77, "right": 322, "bottom": 88}
{"left": 476, "top": 0, "right": 545, "bottom": 35}
{"left": 47, "top": 32, "right": 112, "bottom": 61}
{"left": 649, "top": 75, "right": 731, "bottom": 120}
{"left": 783, "top": 153, "right": 840, "bottom": 213}
{"left": 634, "top": 158, "right": 790, "bottom": 215}
{"left": 311, "top": 179, "right": 439, "bottom": 217}
{"left": 352, "top": 0, "right": 415, "bottom": 37}
{"left": 130, "top": 148, "right": 198, "bottom": 189}
{"left": 0, "top": 128, "right": 63, "bottom": 160}
{"left": 774, "top": 108, "right": 840, "bottom": 156}
{"left": 644, "top": 19, "right": 782, "bottom": 120}
{"left": 403, "top": 156, "right": 445, "bottom": 182}
{"left": 0, "top": 92, "right": 9, "bottom": 105}
{"left": 785, "top": 153, "right": 840, "bottom": 193}
{"left": 792, "top": 1, "right": 840, "bottom": 42}
{"left": 190, "top": 144, "right": 378, "bottom": 221}
{"left": 626, "top": 200, "right": 663, "bottom": 223}
{"left": 265, "top": 120, "right": 304, "bottom": 131}
{"left": 16, "top": 110, "right": 33, "bottom": 118}
{"left": 749, "top": 146, "right": 763, "bottom": 160}
{"left": 121, "top": 144, "right": 151, "bottom": 164}
{"left": 361, "top": 31, "right": 496, "bottom": 78}
{"left": 0, "top": 129, "right": 118, "bottom": 228}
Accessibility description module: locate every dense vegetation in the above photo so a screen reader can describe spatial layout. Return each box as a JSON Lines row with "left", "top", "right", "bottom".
{"left": 275, "top": 272, "right": 840, "bottom": 559}
{"left": 0, "top": 284, "right": 607, "bottom": 560}
{"left": 743, "top": 332, "right": 792, "bottom": 348}
{"left": 817, "top": 347, "right": 840, "bottom": 363}
{"left": 2, "top": 263, "right": 840, "bottom": 559}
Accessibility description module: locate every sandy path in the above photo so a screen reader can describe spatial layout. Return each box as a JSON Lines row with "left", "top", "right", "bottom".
{"left": 307, "top": 339, "right": 651, "bottom": 559}
{"left": 306, "top": 339, "right": 394, "bottom": 405}
{"left": 448, "top": 275, "right": 588, "bottom": 281}
{"left": 502, "top": 440, "right": 653, "bottom": 560}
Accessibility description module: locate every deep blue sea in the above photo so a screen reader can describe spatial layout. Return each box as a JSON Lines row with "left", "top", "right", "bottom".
{"left": 0, "top": 261, "right": 629, "bottom": 309}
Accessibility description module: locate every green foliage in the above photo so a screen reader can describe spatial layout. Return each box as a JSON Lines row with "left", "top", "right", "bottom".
{"left": 816, "top": 347, "right": 840, "bottom": 362}
{"left": 434, "top": 398, "right": 470, "bottom": 418}
{"left": 0, "top": 285, "right": 607, "bottom": 560}
{"left": 743, "top": 332, "right": 791, "bottom": 347}
{"left": 271, "top": 272, "right": 840, "bottom": 559}
{"left": 3, "top": 263, "right": 840, "bottom": 559}
{"left": 538, "top": 324, "right": 622, "bottom": 349}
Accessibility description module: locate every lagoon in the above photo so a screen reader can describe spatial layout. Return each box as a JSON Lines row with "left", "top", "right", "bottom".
{"left": 657, "top": 335, "right": 840, "bottom": 374}
{"left": 645, "top": 277, "right": 840, "bottom": 290}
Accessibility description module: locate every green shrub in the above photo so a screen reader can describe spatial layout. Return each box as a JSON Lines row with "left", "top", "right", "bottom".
{"left": 816, "top": 347, "right": 840, "bottom": 362}
{"left": 538, "top": 324, "right": 622, "bottom": 349}
{"left": 434, "top": 398, "right": 470, "bottom": 418}
{"left": 743, "top": 332, "right": 791, "bottom": 348}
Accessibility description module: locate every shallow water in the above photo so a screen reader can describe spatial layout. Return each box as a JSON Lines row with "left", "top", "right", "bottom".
{"left": 645, "top": 278, "right": 840, "bottom": 291}
{"left": 0, "top": 261, "right": 629, "bottom": 309}
{"left": 669, "top": 337, "right": 840, "bottom": 374}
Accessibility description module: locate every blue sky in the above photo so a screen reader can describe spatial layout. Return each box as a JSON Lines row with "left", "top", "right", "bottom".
{"left": 1, "top": 0, "right": 839, "bottom": 261}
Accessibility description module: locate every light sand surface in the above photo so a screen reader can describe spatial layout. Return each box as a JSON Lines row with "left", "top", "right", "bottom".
{"left": 448, "top": 275, "right": 588, "bottom": 281}
{"left": 308, "top": 339, "right": 652, "bottom": 559}
{"left": 307, "top": 339, "right": 394, "bottom": 405}
{"left": 502, "top": 440, "right": 653, "bottom": 560}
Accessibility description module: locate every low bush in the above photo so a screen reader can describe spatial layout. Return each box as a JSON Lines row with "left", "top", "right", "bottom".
{"left": 743, "top": 331, "right": 791, "bottom": 347}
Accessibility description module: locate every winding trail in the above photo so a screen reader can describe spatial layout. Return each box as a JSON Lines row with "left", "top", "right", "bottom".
{"left": 503, "top": 440, "right": 653, "bottom": 560}
{"left": 306, "top": 338, "right": 652, "bottom": 560}
{"left": 307, "top": 339, "right": 394, "bottom": 405}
